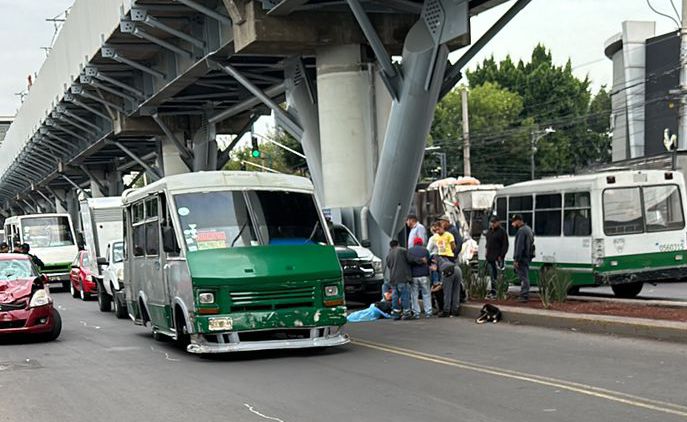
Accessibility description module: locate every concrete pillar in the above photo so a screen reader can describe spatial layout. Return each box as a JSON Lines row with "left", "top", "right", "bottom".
{"left": 106, "top": 170, "right": 124, "bottom": 197}
{"left": 89, "top": 168, "right": 106, "bottom": 198}
{"left": 161, "top": 133, "right": 191, "bottom": 176}
{"left": 193, "top": 124, "right": 218, "bottom": 172}
{"left": 317, "top": 44, "right": 378, "bottom": 208}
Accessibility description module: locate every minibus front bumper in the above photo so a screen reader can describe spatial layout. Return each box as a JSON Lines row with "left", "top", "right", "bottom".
{"left": 186, "top": 327, "right": 349, "bottom": 354}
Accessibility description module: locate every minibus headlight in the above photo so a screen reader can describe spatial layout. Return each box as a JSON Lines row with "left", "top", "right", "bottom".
{"left": 324, "top": 285, "right": 339, "bottom": 297}
{"left": 198, "top": 292, "right": 215, "bottom": 304}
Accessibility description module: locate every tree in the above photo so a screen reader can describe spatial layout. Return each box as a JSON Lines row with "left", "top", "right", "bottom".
{"left": 222, "top": 129, "right": 307, "bottom": 175}
{"left": 430, "top": 82, "right": 534, "bottom": 184}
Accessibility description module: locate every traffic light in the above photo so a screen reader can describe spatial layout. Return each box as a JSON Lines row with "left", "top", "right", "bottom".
{"left": 251, "top": 136, "right": 261, "bottom": 158}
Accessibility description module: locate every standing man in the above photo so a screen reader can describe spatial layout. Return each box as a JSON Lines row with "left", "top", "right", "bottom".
{"left": 511, "top": 214, "right": 535, "bottom": 302}
{"left": 408, "top": 237, "right": 432, "bottom": 319}
{"left": 485, "top": 217, "right": 509, "bottom": 299}
{"left": 385, "top": 240, "right": 424, "bottom": 320}
{"left": 406, "top": 214, "right": 427, "bottom": 248}
{"left": 439, "top": 215, "right": 463, "bottom": 259}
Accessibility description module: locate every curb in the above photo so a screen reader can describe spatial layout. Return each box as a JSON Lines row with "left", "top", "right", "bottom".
{"left": 461, "top": 303, "right": 687, "bottom": 344}
{"left": 566, "top": 295, "right": 687, "bottom": 308}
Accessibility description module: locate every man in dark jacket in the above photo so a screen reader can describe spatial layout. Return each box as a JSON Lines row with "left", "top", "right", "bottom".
{"left": 21, "top": 243, "right": 45, "bottom": 270}
{"left": 511, "top": 214, "right": 535, "bottom": 302}
{"left": 385, "top": 240, "right": 425, "bottom": 320}
{"left": 408, "top": 237, "right": 432, "bottom": 319}
{"left": 485, "top": 217, "right": 509, "bottom": 298}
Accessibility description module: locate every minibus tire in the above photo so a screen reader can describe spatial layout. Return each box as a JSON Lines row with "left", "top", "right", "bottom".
{"left": 174, "top": 308, "right": 190, "bottom": 349}
{"left": 611, "top": 281, "right": 643, "bottom": 298}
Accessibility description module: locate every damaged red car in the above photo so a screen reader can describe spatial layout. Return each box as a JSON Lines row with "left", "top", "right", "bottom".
{"left": 0, "top": 254, "right": 61, "bottom": 341}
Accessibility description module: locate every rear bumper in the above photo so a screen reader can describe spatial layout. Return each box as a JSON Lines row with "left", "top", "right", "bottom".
{"left": 0, "top": 305, "right": 55, "bottom": 335}
{"left": 45, "top": 272, "right": 70, "bottom": 284}
{"left": 187, "top": 330, "right": 349, "bottom": 354}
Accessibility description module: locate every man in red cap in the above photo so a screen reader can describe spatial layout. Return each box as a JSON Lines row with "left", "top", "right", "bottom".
{"left": 408, "top": 237, "right": 432, "bottom": 319}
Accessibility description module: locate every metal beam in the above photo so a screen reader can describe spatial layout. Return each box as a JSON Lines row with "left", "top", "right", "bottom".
{"left": 102, "top": 45, "right": 166, "bottom": 80}
{"left": 346, "top": 0, "right": 401, "bottom": 100}
{"left": 266, "top": 0, "right": 309, "bottom": 16}
{"left": 60, "top": 174, "right": 90, "bottom": 198}
{"left": 132, "top": 26, "right": 193, "bottom": 59}
{"left": 209, "top": 83, "right": 285, "bottom": 124}
{"left": 134, "top": 10, "right": 206, "bottom": 49}
{"left": 440, "top": 0, "right": 532, "bottom": 98}
{"left": 80, "top": 167, "right": 107, "bottom": 194}
{"left": 216, "top": 113, "right": 260, "bottom": 170}
{"left": 151, "top": 113, "right": 194, "bottom": 165}
{"left": 174, "top": 0, "right": 232, "bottom": 26}
{"left": 109, "top": 141, "right": 162, "bottom": 181}
{"left": 65, "top": 95, "right": 113, "bottom": 121}
{"left": 211, "top": 62, "right": 303, "bottom": 138}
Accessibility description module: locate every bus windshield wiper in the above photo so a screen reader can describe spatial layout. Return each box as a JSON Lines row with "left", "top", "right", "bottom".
{"left": 231, "top": 222, "right": 248, "bottom": 247}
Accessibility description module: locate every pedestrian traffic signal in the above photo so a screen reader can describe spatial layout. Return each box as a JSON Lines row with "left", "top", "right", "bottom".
{"left": 251, "top": 136, "right": 261, "bottom": 158}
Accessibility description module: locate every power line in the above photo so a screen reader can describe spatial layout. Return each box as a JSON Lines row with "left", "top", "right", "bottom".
{"left": 647, "top": 0, "right": 681, "bottom": 28}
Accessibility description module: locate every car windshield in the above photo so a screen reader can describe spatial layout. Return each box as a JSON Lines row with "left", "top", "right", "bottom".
{"left": 174, "top": 190, "right": 327, "bottom": 252}
{"left": 21, "top": 217, "right": 74, "bottom": 248}
{"left": 0, "top": 259, "right": 35, "bottom": 280}
{"left": 112, "top": 242, "right": 124, "bottom": 263}
{"left": 332, "top": 226, "right": 359, "bottom": 247}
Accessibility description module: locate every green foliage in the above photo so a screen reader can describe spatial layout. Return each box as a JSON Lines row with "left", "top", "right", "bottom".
{"left": 429, "top": 44, "right": 612, "bottom": 184}
{"left": 494, "top": 270, "right": 510, "bottom": 301}
{"left": 463, "top": 264, "right": 488, "bottom": 301}
{"left": 538, "top": 265, "right": 572, "bottom": 308}
{"left": 223, "top": 130, "right": 306, "bottom": 175}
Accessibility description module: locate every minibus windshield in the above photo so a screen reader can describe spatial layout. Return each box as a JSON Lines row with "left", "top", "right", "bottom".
{"left": 175, "top": 190, "right": 327, "bottom": 251}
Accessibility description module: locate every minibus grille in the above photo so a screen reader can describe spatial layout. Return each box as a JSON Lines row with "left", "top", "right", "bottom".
{"left": 229, "top": 286, "right": 316, "bottom": 312}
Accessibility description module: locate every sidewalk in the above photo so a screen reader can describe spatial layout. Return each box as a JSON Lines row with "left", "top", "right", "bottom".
{"left": 461, "top": 303, "right": 687, "bottom": 344}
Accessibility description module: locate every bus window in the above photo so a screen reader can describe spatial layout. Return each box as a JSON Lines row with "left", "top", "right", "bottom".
{"left": 643, "top": 185, "right": 685, "bottom": 232}
{"left": 535, "top": 194, "right": 561, "bottom": 236}
{"left": 496, "top": 197, "right": 507, "bottom": 222}
{"left": 145, "top": 221, "right": 160, "bottom": 256}
{"left": 249, "top": 191, "right": 327, "bottom": 245}
{"left": 564, "top": 192, "right": 591, "bottom": 236}
{"left": 604, "top": 188, "right": 643, "bottom": 235}
{"left": 22, "top": 216, "right": 74, "bottom": 247}
{"left": 133, "top": 223, "right": 145, "bottom": 257}
{"left": 175, "top": 191, "right": 257, "bottom": 251}
{"left": 508, "top": 195, "right": 533, "bottom": 235}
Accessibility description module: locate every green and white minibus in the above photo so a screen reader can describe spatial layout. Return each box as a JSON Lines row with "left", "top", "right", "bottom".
{"left": 4, "top": 213, "right": 78, "bottom": 290}
{"left": 121, "top": 171, "right": 349, "bottom": 354}
{"left": 482, "top": 170, "right": 687, "bottom": 298}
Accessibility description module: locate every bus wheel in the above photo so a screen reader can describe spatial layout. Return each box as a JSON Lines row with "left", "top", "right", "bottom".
{"left": 174, "top": 308, "right": 190, "bottom": 349}
{"left": 567, "top": 286, "right": 580, "bottom": 295}
{"left": 611, "top": 281, "right": 643, "bottom": 298}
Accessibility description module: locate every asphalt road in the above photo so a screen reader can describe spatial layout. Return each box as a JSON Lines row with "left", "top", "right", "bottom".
{"left": 1, "top": 292, "right": 686, "bottom": 422}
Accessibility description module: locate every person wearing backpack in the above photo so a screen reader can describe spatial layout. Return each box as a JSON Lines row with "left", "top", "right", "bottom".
{"left": 511, "top": 214, "right": 535, "bottom": 302}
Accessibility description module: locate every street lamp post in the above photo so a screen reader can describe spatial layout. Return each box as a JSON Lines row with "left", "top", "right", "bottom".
{"left": 530, "top": 127, "right": 556, "bottom": 180}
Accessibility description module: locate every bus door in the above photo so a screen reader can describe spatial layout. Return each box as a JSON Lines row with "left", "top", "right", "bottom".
{"left": 143, "top": 196, "right": 171, "bottom": 330}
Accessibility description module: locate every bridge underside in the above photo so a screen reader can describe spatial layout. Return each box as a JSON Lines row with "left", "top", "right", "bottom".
{"left": 0, "top": 0, "right": 525, "bottom": 251}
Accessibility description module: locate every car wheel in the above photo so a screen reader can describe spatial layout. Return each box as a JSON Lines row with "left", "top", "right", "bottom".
{"left": 97, "top": 282, "right": 112, "bottom": 312}
{"left": 44, "top": 309, "right": 62, "bottom": 341}
{"left": 70, "top": 281, "right": 79, "bottom": 299}
{"left": 80, "top": 282, "right": 90, "bottom": 301}
{"left": 113, "top": 292, "right": 128, "bottom": 319}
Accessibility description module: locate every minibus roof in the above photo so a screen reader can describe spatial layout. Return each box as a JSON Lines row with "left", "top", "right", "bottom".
{"left": 82, "top": 197, "right": 122, "bottom": 209}
{"left": 122, "top": 171, "right": 314, "bottom": 204}
{"left": 5, "top": 213, "right": 71, "bottom": 223}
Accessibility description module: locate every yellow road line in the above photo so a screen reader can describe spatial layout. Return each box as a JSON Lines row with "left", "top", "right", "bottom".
{"left": 352, "top": 339, "right": 687, "bottom": 418}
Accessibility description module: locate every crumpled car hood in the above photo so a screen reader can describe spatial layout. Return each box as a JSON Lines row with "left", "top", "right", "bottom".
{"left": 0, "top": 279, "right": 34, "bottom": 304}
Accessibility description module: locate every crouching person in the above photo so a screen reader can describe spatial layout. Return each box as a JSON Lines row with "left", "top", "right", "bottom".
{"left": 438, "top": 258, "right": 462, "bottom": 317}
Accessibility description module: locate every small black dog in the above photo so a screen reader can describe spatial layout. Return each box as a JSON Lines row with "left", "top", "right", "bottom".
{"left": 476, "top": 304, "right": 502, "bottom": 324}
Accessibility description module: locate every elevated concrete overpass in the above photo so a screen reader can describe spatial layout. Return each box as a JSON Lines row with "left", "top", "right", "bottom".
{"left": 0, "top": 0, "right": 529, "bottom": 251}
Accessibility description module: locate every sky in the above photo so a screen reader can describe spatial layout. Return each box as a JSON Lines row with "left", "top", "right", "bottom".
{"left": 0, "top": 0, "right": 677, "bottom": 117}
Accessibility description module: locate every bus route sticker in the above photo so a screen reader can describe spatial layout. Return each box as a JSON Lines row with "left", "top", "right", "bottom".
{"left": 196, "top": 231, "right": 227, "bottom": 250}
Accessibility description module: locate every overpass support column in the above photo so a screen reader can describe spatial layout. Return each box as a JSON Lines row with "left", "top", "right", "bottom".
{"left": 285, "top": 58, "right": 324, "bottom": 198}
{"left": 368, "top": 21, "right": 450, "bottom": 247}
{"left": 86, "top": 168, "right": 107, "bottom": 198}
{"left": 316, "top": 45, "right": 380, "bottom": 209}
{"left": 53, "top": 189, "right": 68, "bottom": 213}
{"left": 192, "top": 124, "right": 218, "bottom": 172}
{"left": 160, "top": 133, "right": 191, "bottom": 176}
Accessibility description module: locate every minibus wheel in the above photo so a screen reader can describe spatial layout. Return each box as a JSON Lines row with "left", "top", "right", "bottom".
{"left": 611, "top": 281, "right": 643, "bottom": 298}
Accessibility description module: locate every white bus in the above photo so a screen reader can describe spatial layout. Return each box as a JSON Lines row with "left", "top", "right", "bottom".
{"left": 4, "top": 213, "right": 79, "bottom": 290}
{"left": 482, "top": 170, "right": 687, "bottom": 298}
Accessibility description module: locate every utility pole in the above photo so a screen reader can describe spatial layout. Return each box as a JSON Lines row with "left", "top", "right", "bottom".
{"left": 679, "top": 0, "right": 687, "bottom": 151}
{"left": 461, "top": 87, "right": 471, "bottom": 176}
{"left": 530, "top": 127, "right": 556, "bottom": 179}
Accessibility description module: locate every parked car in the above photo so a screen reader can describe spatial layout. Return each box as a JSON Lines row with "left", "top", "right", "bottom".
{"left": 97, "top": 240, "right": 127, "bottom": 318}
{"left": 0, "top": 254, "right": 61, "bottom": 341}
{"left": 330, "top": 224, "right": 384, "bottom": 302}
{"left": 69, "top": 250, "right": 97, "bottom": 301}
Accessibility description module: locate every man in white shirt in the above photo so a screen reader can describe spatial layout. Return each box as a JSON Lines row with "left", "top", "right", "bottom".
{"left": 406, "top": 214, "right": 427, "bottom": 248}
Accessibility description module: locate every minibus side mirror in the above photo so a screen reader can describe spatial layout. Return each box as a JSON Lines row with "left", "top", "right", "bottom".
{"left": 97, "top": 257, "right": 109, "bottom": 267}
{"left": 162, "top": 226, "right": 179, "bottom": 253}
{"left": 360, "top": 239, "right": 372, "bottom": 248}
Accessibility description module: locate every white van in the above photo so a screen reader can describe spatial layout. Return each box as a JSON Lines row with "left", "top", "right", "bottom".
{"left": 4, "top": 213, "right": 78, "bottom": 289}
{"left": 480, "top": 170, "right": 687, "bottom": 298}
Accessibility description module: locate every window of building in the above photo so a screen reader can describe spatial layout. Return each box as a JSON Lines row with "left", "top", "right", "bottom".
{"left": 564, "top": 192, "right": 592, "bottom": 236}
{"left": 603, "top": 188, "right": 643, "bottom": 235}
